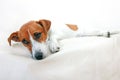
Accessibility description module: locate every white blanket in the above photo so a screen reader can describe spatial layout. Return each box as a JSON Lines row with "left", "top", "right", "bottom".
{"left": 0, "top": 34, "right": 120, "bottom": 80}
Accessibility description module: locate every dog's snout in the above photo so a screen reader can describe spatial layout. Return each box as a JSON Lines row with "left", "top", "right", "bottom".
{"left": 35, "top": 52, "right": 43, "bottom": 60}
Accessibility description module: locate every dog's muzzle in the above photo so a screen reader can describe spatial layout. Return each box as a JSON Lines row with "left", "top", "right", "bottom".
{"left": 33, "top": 51, "right": 43, "bottom": 60}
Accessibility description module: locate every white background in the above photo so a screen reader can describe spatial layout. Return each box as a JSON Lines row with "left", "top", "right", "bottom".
{"left": 0, "top": 0, "right": 120, "bottom": 80}
{"left": 0, "top": 0, "right": 120, "bottom": 45}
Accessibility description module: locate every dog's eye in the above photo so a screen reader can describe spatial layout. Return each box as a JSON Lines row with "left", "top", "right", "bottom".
{"left": 22, "top": 39, "right": 30, "bottom": 44}
{"left": 34, "top": 32, "right": 41, "bottom": 39}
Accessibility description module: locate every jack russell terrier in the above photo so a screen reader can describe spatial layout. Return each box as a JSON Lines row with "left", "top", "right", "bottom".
{"left": 8, "top": 19, "right": 119, "bottom": 60}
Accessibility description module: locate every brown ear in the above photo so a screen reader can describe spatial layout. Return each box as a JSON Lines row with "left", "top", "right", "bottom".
{"left": 36, "top": 19, "right": 51, "bottom": 33}
{"left": 8, "top": 31, "right": 20, "bottom": 46}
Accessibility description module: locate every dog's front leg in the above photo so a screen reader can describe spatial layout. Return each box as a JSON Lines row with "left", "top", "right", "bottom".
{"left": 48, "top": 35, "right": 60, "bottom": 53}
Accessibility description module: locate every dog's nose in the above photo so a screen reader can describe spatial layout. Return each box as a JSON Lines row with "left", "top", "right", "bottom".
{"left": 35, "top": 52, "right": 43, "bottom": 60}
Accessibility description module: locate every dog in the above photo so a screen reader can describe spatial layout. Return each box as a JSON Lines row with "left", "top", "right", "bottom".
{"left": 8, "top": 19, "right": 118, "bottom": 60}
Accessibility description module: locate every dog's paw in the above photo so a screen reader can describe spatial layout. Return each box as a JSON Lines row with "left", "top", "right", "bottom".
{"left": 49, "top": 42, "right": 60, "bottom": 53}
{"left": 103, "top": 31, "right": 111, "bottom": 38}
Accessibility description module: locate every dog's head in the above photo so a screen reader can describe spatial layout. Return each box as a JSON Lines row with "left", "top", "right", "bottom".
{"left": 8, "top": 19, "right": 51, "bottom": 60}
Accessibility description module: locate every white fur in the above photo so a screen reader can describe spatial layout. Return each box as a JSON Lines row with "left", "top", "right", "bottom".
{"left": 48, "top": 22, "right": 118, "bottom": 53}
{"left": 48, "top": 22, "right": 79, "bottom": 53}
{"left": 29, "top": 32, "right": 51, "bottom": 59}
{"left": 29, "top": 22, "right": 120, "bottom": 59}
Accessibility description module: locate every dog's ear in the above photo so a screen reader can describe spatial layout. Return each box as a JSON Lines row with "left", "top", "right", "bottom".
{"left": 8, "top": 31, "right": 20, "bottom": 46}
{"left": 36, "top": 19, "right": 51, "bottom": 33}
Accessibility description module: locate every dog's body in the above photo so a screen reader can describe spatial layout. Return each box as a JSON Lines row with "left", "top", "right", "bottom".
{"left": 8, "top": 19, "right": 118, "bottom": 60}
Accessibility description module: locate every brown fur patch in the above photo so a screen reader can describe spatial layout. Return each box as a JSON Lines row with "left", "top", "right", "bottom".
{"left": 8, "top": 19, "right": 51, "bottom": 53}
{"left": 66, "top": 24, "right": 78, "bottom": 31}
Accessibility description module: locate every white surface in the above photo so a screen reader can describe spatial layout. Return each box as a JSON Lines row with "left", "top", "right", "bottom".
{"left": 0, "top": 0, "right": 120, "bottom": 80}
{"left": 0, "top": 35, "right": 120, "bottom": 80}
